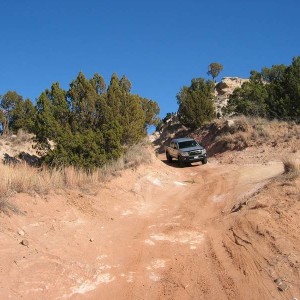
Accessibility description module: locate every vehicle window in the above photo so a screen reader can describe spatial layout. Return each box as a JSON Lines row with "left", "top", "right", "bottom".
{"left": 178, "top": 140, "right": 198, "bottom": 149}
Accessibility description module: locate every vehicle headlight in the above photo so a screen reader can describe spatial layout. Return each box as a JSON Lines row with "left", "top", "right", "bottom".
{"left": 202, "top": 149, "right": 206, "bottom": 154}
{"left": 180, "top": 151, "right": 189, "bottom": 157}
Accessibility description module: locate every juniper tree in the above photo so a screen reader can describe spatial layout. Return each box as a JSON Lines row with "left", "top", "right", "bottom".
{"left": 207, "top": 62, "right": 223, "bottom": 82}
{"left": 177, "top": 78, "right": 215, "bottom": 129}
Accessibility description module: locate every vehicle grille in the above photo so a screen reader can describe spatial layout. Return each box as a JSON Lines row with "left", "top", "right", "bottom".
{"left": 189, "top": 150, "right": 203, "bottom": 156}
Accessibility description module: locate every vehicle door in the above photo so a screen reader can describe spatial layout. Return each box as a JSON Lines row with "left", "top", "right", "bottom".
{"left": 169, "top": 142, "right": 176, "bottom": 157}
{"left": 172, "top": 142, "right": 179, "bottom": 158}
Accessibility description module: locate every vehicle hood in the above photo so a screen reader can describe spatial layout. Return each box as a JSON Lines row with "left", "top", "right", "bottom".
{"left": 180, "top": 146, "right": 204, "bottom": 152}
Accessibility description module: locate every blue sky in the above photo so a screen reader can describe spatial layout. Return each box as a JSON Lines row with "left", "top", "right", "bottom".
{"left": 1, "top": 0, "right": 299, "bottom": 120}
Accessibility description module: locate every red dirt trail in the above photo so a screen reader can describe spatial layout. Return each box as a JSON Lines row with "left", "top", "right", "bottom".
{"left": 2, "top": 153, "right": 299, "bottom": 300}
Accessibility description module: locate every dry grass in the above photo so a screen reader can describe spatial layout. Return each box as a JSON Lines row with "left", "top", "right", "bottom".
{"left": 100, "top": 142, "right": 153, "bottom": 179}
{"left": 217, "top": 131, "right": 249, "bottom": 150}
{"left": 0, "top": 196, "right": 23, "bottom": 215}
{"left": 0, "top": 141, "right": 154, "bottom": 209}
{"left": 213, "top": 116, "right": 300, "bottom": 152}
{"left": 0, "top": 164, "right": 62, "bottom": 196}
{"left": 282, "top": 157, "right": 300, "bottom": 179}
{"left": 2, "top": 129, "right": 34, "bottom": 146}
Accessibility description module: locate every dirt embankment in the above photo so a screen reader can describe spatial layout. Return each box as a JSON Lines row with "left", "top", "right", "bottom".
{"left": 0, "top": 118, "right": 300, "bottom": 299}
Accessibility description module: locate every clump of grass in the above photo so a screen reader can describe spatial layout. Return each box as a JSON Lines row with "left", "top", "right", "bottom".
{"left": 123, "top": 142, "right": 153, "bottom": 168}
{"left": 16, "top": 129, "right": 34, "bottom": 143}
{"left": 253, "top": 123, "right": 270, "bottom": 138}
{"left": 232, "top": 115, "right": 251, "bottom": 133}
{"left": 215, "top": 128, "right": 250, "bottom": 151}
{"left": 0, "top": 163, "right": 64, "bottom": 196}
{"left": 290, "top": 141, "right": 299, "bottom": 153}
{"left": 282, "top": 157, "right": 300, "bottom": 179}
{"left": 0, "top": 196, "right": 23, "bottom": 216}
{"left": 63, "top": 166, "right": 99, "bottom": 188}
{"left": 99, "top": 141, "right": 153, "bottom": 179}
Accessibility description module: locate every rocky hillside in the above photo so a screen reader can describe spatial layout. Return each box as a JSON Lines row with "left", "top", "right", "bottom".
{"left": 0, "top": 131, "right": 39, "bottom": 165}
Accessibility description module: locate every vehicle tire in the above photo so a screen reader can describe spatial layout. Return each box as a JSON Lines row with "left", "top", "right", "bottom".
{"left": 166, "top": 152, "right": 173, "bottom": 163}
{"left": 202, "top": 157, "right": 208, "bottom": 165}
{"left": 178, "top": 156, "right": 185, "bottom": 168}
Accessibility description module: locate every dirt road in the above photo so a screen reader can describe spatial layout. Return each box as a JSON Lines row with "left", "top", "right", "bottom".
{"left": 1, "top": 155, "right": 295, "bottom": 299}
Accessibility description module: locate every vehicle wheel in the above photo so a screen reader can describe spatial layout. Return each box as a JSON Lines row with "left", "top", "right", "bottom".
{"left": 202, "top": 157, "right": 208, "bottom": 164}
{"left": 166, "top": 152, "right": 173, "bottom": 163}
{"left": 178, "top": 156, "right": 185, "bottom": 168}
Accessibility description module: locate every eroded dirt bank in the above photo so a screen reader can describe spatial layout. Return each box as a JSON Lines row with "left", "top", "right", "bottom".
{"left": 1, "top": 154, "right": 299, "bottom": 299}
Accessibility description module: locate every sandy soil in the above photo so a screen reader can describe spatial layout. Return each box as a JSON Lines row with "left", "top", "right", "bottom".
{"left": 0, "top": 150, "right": 299, "bottom": 299}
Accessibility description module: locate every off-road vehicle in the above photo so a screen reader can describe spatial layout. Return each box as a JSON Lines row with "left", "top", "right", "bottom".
{"left": 165, "top": 137, "right": 207, "bottom": 167}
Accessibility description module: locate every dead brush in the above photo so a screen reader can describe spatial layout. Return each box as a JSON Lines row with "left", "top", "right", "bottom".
{"left": 282, "top": 157, "right": 300, "bottom": 179}
{"left": 215, "top": 130, "right": 250, "bottom": 151}
{"left": 99, "top": 142, "right": 153, "bottom": 180}
{"left": 123, "top": 143, "right": 153, "bottom": 168}
{"left": 291, "top": 141, "right": 299, "bottom": 153}
{"left": 16, "top": 129, "right": 33, "bottom": 143}
{"left": 63, "top": 166, "right": 99, "bottom": 188}
{"left": 253, "top": 124, "right": 270, "bottom": 139}
{"left": 0, "top": 195, "right": 23, "bottom": 216}
{"left": 234, "top": 132, "right": 250, "bottom": 150}
{"left": 234, "top": 116, "right": 251, "bottom": 131}
{"left": 0, "top": 163, "right": 64, "bottom": 196}
{"left": 227, "top": 116, "right": 251, "bottom": 134}
{"left": 217, "top": 116, "right": 278, "bottom": 150}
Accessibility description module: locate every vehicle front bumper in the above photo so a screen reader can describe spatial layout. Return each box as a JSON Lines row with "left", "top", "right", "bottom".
{"left": 181, "top": 153, "right": 207, "bottom": 162}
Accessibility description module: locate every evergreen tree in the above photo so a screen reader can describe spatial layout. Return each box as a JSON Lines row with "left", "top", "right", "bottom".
{"left": 226, "top": 81, "right": 268, "bottom": 117}
{"left": 68, "top": 72, "right": 98, "bottom": 132}
{"left": 0, "top": 110, "right": 7, "bottom": 134}
{"left": 11, "top": 99, "right": 36, "bottom": 132}
{"left": 207, "top": 62, "right": 223, "bottom": 82}
{"left": 33, "top": 72, "right": 159, "bottom": 169}
{"left": 177, "top": 78, "right": 215, "bottom": 129}
{"left": 47, "top": 83, "right": 70, "bottom": 128}
{"left": 34, "top": 92, "right": 61, "bottom": 155}
{"left": 225, "top": 56, "right": 300, "bottom": 121}
{"left": 120, "top": 94, "right": 146, "bottom": 144}
{"left": 279, "top": 56, "right": 300, "bottom": 120}
{"left": 106, "top": 74, "right": 151, "bottom": 145}
{"left": 106, "top": 73, "right": 122, "bottom": 121}
{"left": 119, "top": 75, "right": 132, "bottom": 93}
{"left": 141, "top": 98, "right": 160, "bottom": 128}
{"left": 118, "top": 76, "right": 145, "bottom": 144}
{"left": 0, "top": 91, "right": 23, "bottom": 134}
{"left": 90, "top": 73, "right": 106, "bottom": 95}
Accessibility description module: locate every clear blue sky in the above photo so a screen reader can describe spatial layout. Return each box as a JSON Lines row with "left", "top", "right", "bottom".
{"left": 1, "top": 0, "right": 299, "bottom": 119}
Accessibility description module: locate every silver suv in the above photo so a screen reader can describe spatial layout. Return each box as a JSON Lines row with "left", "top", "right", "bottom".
{"left": 165, "top": 137, "right": 207, "bottom": 167}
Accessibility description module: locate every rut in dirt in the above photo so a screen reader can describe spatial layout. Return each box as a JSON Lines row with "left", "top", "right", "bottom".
{"left": 87, "top": 159, "right": 284, "bottom": 300}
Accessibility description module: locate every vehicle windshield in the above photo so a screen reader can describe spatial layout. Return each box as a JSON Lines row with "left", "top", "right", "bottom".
{"left": 178, "top": 140, "right": 198, "bottom": 149}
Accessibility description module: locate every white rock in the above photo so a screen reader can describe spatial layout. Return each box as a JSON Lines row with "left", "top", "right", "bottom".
{"left": 18, "top": 230, "right": 25, "bottom": 236}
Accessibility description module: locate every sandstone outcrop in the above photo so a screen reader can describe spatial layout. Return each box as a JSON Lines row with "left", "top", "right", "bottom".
{"left": 214, "top": 77, "right": 249, "bottom": 116}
